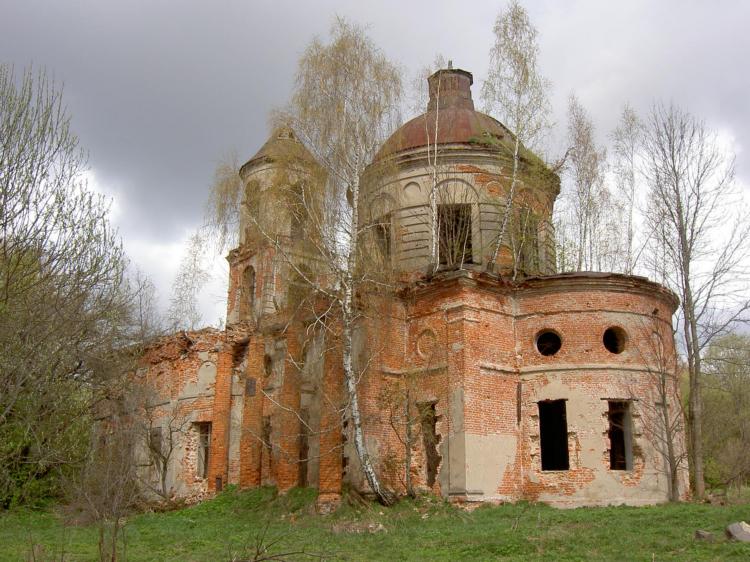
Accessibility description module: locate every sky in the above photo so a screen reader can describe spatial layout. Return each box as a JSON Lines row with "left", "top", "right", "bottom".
{"left": 2, "top": 0, "right": 749, "bottom": 325}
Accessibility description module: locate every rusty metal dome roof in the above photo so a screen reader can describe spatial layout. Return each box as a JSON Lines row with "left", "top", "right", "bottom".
{"left": 375, "top": 68, "right": 513, "bottom": 160}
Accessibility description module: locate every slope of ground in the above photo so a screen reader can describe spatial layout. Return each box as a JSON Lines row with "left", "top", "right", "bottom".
{"left": 2, "top": 487, "right": 750, "bottom": 561}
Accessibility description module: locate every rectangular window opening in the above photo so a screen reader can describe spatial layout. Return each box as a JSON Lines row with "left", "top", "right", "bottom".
{"left": 195, "top": 422, "right": 211, "bottom": 479}
{"left": 374, "top": 214, "right": 392, "bottom": 260}
{"left": 298, "top": 409, "right": 310, "bottom": 487}
{"left": 261, "top": 416, "right": 273, "bottom": 476}
{"left": 538, "top": 400, "right": 569, "bottom": 471}
{"left": 608, "top": 401, "right": 633, "bottom": 470}
{"left": 438, "top": 204, "right": 473, "bottom": 266}
{"left": 417, "top": 401, "right": 442, "bottom": 487}
{"left": 149, "top": 426, "right": 162, "bottom": 457}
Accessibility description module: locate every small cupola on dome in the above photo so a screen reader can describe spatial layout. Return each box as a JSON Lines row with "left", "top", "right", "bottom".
{"left": 427, "top": 67, "right": 475, "bottom": 111}
{"left": 373, "top": 65, "right": 512, "bottom": 159}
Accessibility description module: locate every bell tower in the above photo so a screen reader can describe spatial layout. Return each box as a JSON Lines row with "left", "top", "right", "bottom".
{"left": 226, "top": 128, "right": 316, "bottom": 326}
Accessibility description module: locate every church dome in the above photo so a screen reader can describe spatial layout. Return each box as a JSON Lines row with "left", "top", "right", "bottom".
{"left": 239, "top": 127, "right": 314, "bottom": 178}
{"left": 375, "top": 68, "right": 514, "bottom": 160}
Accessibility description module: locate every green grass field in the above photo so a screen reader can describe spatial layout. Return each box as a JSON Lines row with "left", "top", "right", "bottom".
{"left": 2, "top": 487, "right": 750, "bottom": 561}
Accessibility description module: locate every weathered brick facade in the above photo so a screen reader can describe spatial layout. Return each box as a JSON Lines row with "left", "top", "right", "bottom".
{"left": 139, "top": 67, "right": 688, "bottom": 507}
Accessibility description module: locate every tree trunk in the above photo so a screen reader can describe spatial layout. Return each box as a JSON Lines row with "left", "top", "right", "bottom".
{"left": 343, "top": 174, "right": 395, "bottom": 506}
{"left": 110, "top": 521, "right": 119, "bottom": 562}
{"left": 659, "top": 383, "right": 679, "bottom": 502}
{"left": 429, "top": 78, "right": 440, "bottom": 269}
{"left": 685, "top": 308, "right": 705, "bottom": 500}
{"left": 341, "top": 311, "right": 395, "bottom": 506}
{"left": 161, "top": 461, "right": 168, "bottom": 498}
{"left": 678, "top": 211, "right": 705, "bottom": 500}
{"left": 488, "top": 135, "right": 520, "bottom": 271}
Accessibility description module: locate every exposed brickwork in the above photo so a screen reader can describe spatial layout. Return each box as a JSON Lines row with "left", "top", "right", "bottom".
{"left": 239, "top": 336, "right": 265, "bottom": 488}
{"left": 139, "top": 67, "right": 688, "bottom": 508}
{"left": 135, "top": 329, "right": 223, "bottom": 499}
{"left": 142, "top": 241, "right": 687, "bottom": 509}
{"left": 207, "top": 346, "right": 233, "bottom": 491}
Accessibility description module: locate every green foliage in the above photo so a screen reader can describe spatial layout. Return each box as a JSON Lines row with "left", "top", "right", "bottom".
{"left": 3, "top": 488, "right": 750, "bottom": 561}
{"left": 0, "top": 374, "right": 92, "bottom": 508}
{"left": 0, "top": 65, "right": 134, "bottom": 508}
{"left": 702, "top": 333, "right": 750, "bottom": 489}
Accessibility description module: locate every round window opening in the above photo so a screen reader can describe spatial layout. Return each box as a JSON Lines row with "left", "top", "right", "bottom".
{"left": 536, "top": 330, "right": 562, "bottom": 356}
{"left": 603, "top": 327, "right": 628, "bottom": 354}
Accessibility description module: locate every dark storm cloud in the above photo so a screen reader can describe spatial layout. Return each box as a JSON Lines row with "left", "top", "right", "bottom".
{"left": 1, "top": 0, "right": 313, "bottom": 238}
{"left": 2, "top": 0, "right": 748, "bottom": 319}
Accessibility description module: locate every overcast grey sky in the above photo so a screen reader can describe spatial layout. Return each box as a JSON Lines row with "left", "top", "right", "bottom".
{"left": 3, "top": 0, "right": 749, "bottom": 324}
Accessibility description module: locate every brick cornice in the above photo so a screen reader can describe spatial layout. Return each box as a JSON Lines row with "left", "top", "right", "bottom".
{"left": 399, "top": 269, "right": 679, "bottom": 314}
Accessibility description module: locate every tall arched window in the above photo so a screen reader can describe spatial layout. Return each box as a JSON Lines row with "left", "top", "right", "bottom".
{"left": 243, "top": 266, "right": 255, "bottom": 319}
{"left": 436, "top": 179, "right": 478, "bottom": 267}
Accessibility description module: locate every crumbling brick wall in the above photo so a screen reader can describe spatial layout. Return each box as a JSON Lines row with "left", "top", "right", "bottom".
{"left": 137, "top": 328, "right": 223, "bottom": 500}
{"left": 140, "top": 269, "right": 687, "bottom": 509}
{"left": 352, "top": 270, "right": 688, "bottom": 506}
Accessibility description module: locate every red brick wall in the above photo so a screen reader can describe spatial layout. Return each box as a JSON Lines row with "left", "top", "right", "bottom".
{"left": 137, "top": 329, "right": 223, "bottom": 500}
{"left": 207, "top": 346, "right": 232, "bottom": 491}
{"left": 140, "top": 270, "right": 686, "bottom": 507}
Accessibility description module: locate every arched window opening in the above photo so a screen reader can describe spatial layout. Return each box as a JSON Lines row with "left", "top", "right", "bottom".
{"left": 438, "top": 204, "right": 474, "bottom": 266}
{"left": 288, "top": 183, "right": 307, "bottom": 239}
{"left": 242, "top": 266, "right": 255, "bottom": 320}
{"left": 374, "top": 213, "right": 392, "bottom": 261}
{"left": 435, "top": 179, "right": 478, "bottom": 267}
{"left": 243, "top": 180, "right": 261, "bottom": 245}
{"left": 512, "top": 206, "right": 541, "bottom": 274}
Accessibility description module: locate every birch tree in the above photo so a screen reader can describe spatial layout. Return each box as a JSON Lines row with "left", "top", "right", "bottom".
{"left": 422, "top": 58, "right": 447, "bottom": 269}
{"left": 205, "top": 151, "right": 243, "bottom": 252}
{"left": 642, "top": 102, "right": 750, "bottom": 499}
{"left": 410, "top": 58, "right": 480, "bottom": 270}
{"left": 611, "top": 104, "right": 644, "bottom": 274}
{"left": 142, "top": 397, "right": 194, "bottom": 499}
{"left": 278, "top": 18, "right": 403, "bottom": 505}
{"left": 555, "top": 94, "right": 618, "bottom": 272}
{"left": 127, "top": 267, "right": 164, "bottom": 343}
{"left": 482, "top": 0, "right": 551, "bottom": 271}
{"left": 407, "top": 54, "right": 447, "bottom": 118}
{"left": 166, "top": 231, "right": 211, "bottom": 331}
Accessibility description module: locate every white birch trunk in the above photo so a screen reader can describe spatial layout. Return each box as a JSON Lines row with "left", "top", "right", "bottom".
{"left": 343, "top": 172, "right": 395, "bottom": 505}
{"left": 488, "top": 134, "right": 520, "bottom": 271}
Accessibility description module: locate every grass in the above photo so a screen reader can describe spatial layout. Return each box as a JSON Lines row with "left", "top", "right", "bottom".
{"left": 2, "top": 487, "right": 750, "bottom": 561}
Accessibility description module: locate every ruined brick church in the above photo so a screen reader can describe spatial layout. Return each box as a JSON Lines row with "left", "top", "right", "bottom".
{"left": 138, "top": 68, "right": 688, "bottom": 508}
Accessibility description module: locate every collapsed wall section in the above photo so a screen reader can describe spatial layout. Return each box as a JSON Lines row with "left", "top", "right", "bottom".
{"left": 136, "top": 328, "right": 224, "bottom": 501}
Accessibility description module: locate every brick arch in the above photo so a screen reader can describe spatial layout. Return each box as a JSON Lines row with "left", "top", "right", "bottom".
{"left": 435, "top": 177, "right": 479, "bottom": 205}
{"left": 241, "top": 265, "right": 256, "bottom": 320}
